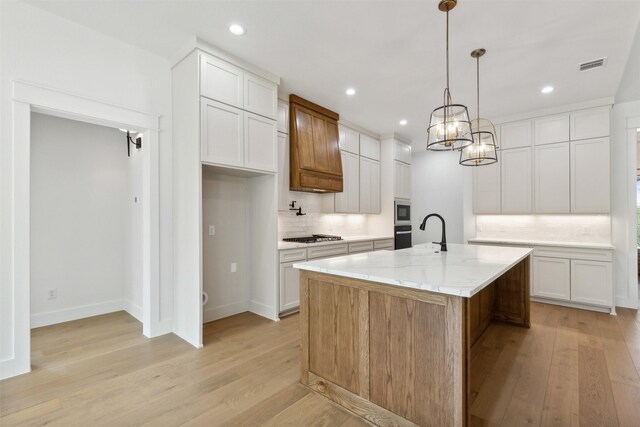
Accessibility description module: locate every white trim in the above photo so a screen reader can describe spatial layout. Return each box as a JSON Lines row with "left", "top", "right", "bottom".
{"left": 203, "top": 302, "right": 248, "bottom": 323}
{"left": 123, "top": 299, "right": 143, "bottom": 322}
{"left": 1, "top": 359, "right": 19, "bottom": 381}
{"left": 627, "top": 124, "right": 639, "bottom": 308}
{"left": 339, "top": 119, "right": 382, "bottom": 140}
{"left": 380, "top": 133, "right": 412, "bottom": 145}
{"left": 531, "top": 297, "right": 614, "bottom": 314}
{"left": 493, "top": 97, "right": 614, "bottom": 125}
{"left": 249, "top": 300, "right": 279, "bottom": 322}
{"left": 616, "top": 295, "right": 637, "bottom": 309}
{"left": 31, "top": 300, "right": 125, "bottom": 329}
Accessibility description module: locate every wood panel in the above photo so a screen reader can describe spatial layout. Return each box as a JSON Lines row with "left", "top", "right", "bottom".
{"left": 468, "top": 283, "right": 496, "bottom": 347}
{"left": 493, "top": 257, "right": 530, "bottom": 327}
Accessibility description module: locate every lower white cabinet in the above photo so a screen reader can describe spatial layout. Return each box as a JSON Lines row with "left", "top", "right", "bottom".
{"left": 360, "top": 157, "right": 380, "bottom": 214}
{"left": 533, "top": 256, "right": 570, "bottom": 301}
{"left": 279, "top": 262, "right": 300, "bottom": 313}
{"left": 570, "top": 259, "right": 613, "bottom": 307}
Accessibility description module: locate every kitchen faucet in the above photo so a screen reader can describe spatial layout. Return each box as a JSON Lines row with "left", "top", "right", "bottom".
{"left": 419, "top": 213, "right": 447, "bottom": 252}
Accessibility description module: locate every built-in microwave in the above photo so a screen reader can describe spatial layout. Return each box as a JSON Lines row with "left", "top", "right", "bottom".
{"left": 394, "top": 199, "right": 411, "bottom": 225}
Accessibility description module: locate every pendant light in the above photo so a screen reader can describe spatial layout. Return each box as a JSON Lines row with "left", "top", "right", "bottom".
{"left": 427, "top": 0, "right": 473, "bottom": 151}
{"left": 460, "top": 48, "right": 498, "bottom": 166}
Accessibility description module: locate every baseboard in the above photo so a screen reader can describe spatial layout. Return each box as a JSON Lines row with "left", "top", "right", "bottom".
{"left": 531, "top": 297, "right": 612, "bottom": 314}
{"left": 0, "top": 357, "right": 30, "bottom": 381}
{"left": 249, "top": 300, "right": 279, "bottom": 322}
{"left": 123, "top": 299, "right": 143, "bottom": 322}
{"left": 203, "top": 301, "right": 248, "bottom": 323}
{"left": 30, "top": 299, "right": 124, "bottom": 328}
{"left": 615, "top": 296, "right": 638, "bottom": 309}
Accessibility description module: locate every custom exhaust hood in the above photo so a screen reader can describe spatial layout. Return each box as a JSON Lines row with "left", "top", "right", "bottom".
{"left": 289, "top": 94, "right": 343, "bottom": 193}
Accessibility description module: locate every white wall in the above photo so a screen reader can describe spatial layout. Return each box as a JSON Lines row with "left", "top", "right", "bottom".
{"left": 616, "top": 23, "right": 640, "bottom": 103}
{"left": 1, "top": 1, "right": 172, "bottom": 368}
{"left": 30, "top": 113, "right": 142, "bottom": 327}
{"left": 410, "top": 150, "right": 469, "bottom": 245}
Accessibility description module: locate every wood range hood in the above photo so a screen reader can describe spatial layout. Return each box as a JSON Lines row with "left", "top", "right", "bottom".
{"left": 289, "top": 95, "right": 343, "bottom": 193}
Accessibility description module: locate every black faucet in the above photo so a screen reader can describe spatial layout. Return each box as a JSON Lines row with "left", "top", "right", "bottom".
{"left": 419, "top": 213, "right": 447, "bottom": 252}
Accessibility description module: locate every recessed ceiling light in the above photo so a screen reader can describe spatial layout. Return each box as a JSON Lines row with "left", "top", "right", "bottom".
{"left": 541, "top": 86, "right": 554, "bottom": 94}
{"left": 399, "top": 119, "right": 408, "bottom": 126}
{"left": 229, "top": 24, "right": 246, "bottom": 36}
{"left": 345, "top": 88, "right": 356, "bottom": 96}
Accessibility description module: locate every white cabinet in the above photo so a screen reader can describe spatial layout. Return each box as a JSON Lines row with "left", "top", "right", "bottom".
{"left": 534, "top": 114, "right": 569, "bottom": 145}
{"left": 500, "top": 120, "right": 532, "bottom": 150}
{"left": 360, "top": 134, "right": 381, "bottom": 161}
{"left": 473, "top": 161, "right": 501, "bottom": 214}
{"left": 279, "top": 262, "right": 300, "bottom": 313}
{"left": 200, "top": 55, "right": 243, "bottom": 108}
{"left": 348, "top": 241, "right": 374, "bottom": 254}
{"left": 334, "top": 151, "right": 360, "bottom": 213}
{"left": 277, "top": 133, "right": 289, "bottom": 211}
{"left": 339, "top": 125, "right": 360, "bottom": 154}
{"left": 201, "top": 99, "right": 244, "bottom": 167}
{"left": 374, "top": 239, "right": 395, "bottom": 251}
{"left": 244, "top": 112, "right": 277, "bottom": 173}
{"left": 394, "top": 160, "right": 411, "bottom": 200}
{"left": 394, "top": 141, "right": 412, "bottom": 164}
{"left": 571, "top": 138, "right": 610, "bottom": 213}
{"left": 360, "top": 157, "right": 380, "bottom": 214}
{"left": 501, "top": 147, "right": 532, "bottom": 213}
{"left": 571, "top": 259, "right": 613, "bottom": 307}
{"left": 533, "top": 256, "right": 571, "bottom": 301}
{"left": 244, "top": 73, "right": 277, "bottom": 119}
{"left": 535, "top": 142, "right": 570, "bottom": 213}
{"left": 277, "top": 100, "right": 289, "bottom": 134}
{"left": 570, "top": 106, "right": 610, "bottom": 141}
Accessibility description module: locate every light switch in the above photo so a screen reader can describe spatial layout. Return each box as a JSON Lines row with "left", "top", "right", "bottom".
{"left": 230, "top": 262, "right": 237, "bottom": 273}
{"left": 209, "top": 225, "right": 215, "bottom": 236}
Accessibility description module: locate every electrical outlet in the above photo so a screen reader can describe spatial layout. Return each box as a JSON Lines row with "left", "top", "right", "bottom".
{"left": 582, "top": 225, "right": 591, "bottom": 235}
{"left": 48, "top": 289, "right": 57, "bottom": 300}
{"left": 209, "top": 225, "right": 215, "bottom": 236}
{"left": 231, "top": 262, "right": 237, "bottom": 273}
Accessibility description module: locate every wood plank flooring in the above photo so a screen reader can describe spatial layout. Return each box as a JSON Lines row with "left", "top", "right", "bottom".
{"left": 1, "top": 302, "right": 640, "bottom": 426}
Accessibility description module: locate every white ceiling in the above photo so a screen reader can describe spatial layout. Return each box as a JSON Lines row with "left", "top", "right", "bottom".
{"left": 26, "top": 0, "right": 640, "bottom": 144}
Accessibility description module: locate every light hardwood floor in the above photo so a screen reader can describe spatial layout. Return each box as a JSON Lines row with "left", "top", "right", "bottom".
{"left": 1, "top": 302, "right": 640, "bottom": 426}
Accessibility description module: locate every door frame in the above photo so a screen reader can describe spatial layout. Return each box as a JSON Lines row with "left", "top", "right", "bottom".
{"left": 628, "top": 115, "right": 640, "bottom": 307}
{"left": 3, "top": 81, "right": 162, "bottom": 379}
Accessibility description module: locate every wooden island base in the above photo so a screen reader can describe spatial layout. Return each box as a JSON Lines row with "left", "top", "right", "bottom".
{"left": 299, "top": 257, "right": 530, "bottom": 427}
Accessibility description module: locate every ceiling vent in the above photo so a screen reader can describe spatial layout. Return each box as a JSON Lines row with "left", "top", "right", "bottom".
{"left": 579, "top": 57, "right": 607, "bottom": 72}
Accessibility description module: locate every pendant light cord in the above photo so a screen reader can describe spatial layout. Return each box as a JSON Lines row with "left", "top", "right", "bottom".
{"left": 446, "top": 9, "right": 449, "bottom": 92}
{"left": 476, "top": 56, "right": 480, "bottom": 123}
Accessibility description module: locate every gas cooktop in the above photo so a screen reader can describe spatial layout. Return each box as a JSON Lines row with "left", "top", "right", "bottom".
{"left": 282, "top": 234, "right": 343, "bottom": 244}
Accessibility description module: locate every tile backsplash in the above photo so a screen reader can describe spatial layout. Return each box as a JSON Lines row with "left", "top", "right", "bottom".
{"left": 475, "top": 215, "right": 611, "bottom": 244}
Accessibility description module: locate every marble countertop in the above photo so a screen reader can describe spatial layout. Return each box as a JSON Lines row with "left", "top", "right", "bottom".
{"left": 278, "top": 235, "right": 394, "bottom": 250}
{"left": 294, "top": 243, "right": 533, "bottom": 298}
{"left": 468, "top": 238, "right": 614, "bottom": 250}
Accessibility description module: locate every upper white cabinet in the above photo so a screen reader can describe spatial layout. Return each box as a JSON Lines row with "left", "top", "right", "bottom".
{"left": 394, "top": 160, "right": 411, "bottom": 200}
{"left": 534, "top": 114, "right": 569, "bottom": 145}
{"left": 500, "top": 120, "right": 532, "bottom": 150}
{"left": 535, "top": 142, "right": 570, "bottom": 213}
{"left": 360, "top": 157, "right": 381, "bottom": 214}
{"left": 570, "top": 106, "right": 610, "bottom": 141}
{"left": 277, "top": 100, "right": 289, "bottom": 134}
{"left": 393, "top": 141, "right": 412, "bottom": 164}
{"left": 533, "top": 256, "right": 571, "bottom": 301}
{"left": 571, "top": 137, "right": 610, "bottom": 213}
{"left": 200, "top": 55, "right": 243, "bottom": 108}
{"left": 200, "top": 53, "right": 277, "bottom": 119}
{"left": 360, "top": 134, "right": 381, "bottom": 161}
{"left": 473, "top": 161, "right": 501, "bottom": 214}
{"left": 334, "top": 151, "right": 360, "bottom": 213}
{"left": 338, "top": 125, "right": 360, "bottom": 154}
{"left": 201, "top": 99, "right": 244, "bottom": 168}
{"left": 244, "top": 112, "right": 277, "bottom": 173}
{"left": 501, "top": 147, "right": 532, "bottom": 213}
{"left": 277, "top": 133, "right": 289, "bottom": 211}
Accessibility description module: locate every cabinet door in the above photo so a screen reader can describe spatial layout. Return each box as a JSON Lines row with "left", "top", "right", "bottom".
{"left": 360, "top": 134, "right": 381, "bottom": 161}
{"left": 277, "top": 133, "right": 289, "bottom": 211}
{"left": 394, "top": 160, "right": 411, "bottom": 200}
{"left": 277, "top": 100, "right": 289, "bottom": 134}
{"left": 534, "top": 114, "right": 569, "bottom": 145}
{"left": 200, "top": 55, "right": 243, "bottom": 108}
{"left": 244, "top": 72, "right": 277, "bottom": 119}
{"left": 339, "top": 125, "right": 360, "bottom": 154}
{"left": 279, "top": 262, "right": 300, "bottom": 312}
{"left": 571, "top": 138, "right": 610, "bottom": 213}
{"left": 535, "top": 143, "right": 570, "bottom": 213}
{"left": 501, "top": 147, "right": 532, "bottom": 213}
{"left": 201, "top": 99, "right": 244, "bottom": 167}
{"left": 335, "top": 151, "right": 359, "bottom": 213}
{"left": 402, "top": 162, "right": 411, "bottom": 200}
{"left": 571, "top": 106, "right": 610, "bottom": 140}
{"left": 244, "top": 112, "right": 277, "bottom": 173}
{"left": 473, "top": 161, "right": 501, "bottom": 214}
{"left": 370, "top": 159, "right": 381, "bottom": 214}
{"left": 394, "top": 141, "right": 412, "bottom": 164}
{"left": 571, "top": 259, "right": 613, "bottom": 307}
{"left": 533, "top": 256, "right": 571, "bottom": 301}
{"left": 500, "top": 120, "right": 532, "bottom": 150}
{"left": 359, "top": 157, "right": 372, "bottom": 213}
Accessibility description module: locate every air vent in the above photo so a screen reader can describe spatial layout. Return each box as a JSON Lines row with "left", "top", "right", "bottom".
{"left": 579, "top": 57, "right": 607, "bottom": 72}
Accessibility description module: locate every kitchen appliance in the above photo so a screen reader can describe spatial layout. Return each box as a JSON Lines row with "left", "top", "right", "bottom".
{"left": 394, "top": 225, "right": 412, "bottom": 250}
{"left": 394, "top": 199, "right": 411, "bottom": 226}
{"left": 282, "top": 234, "right": 343, "bottom": 244}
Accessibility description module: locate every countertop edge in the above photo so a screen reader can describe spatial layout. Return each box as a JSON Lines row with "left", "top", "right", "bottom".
{"left": 468, "top": 238, "right": 615, "bottom": 250}
{"left": 278, "top": 235, "right": 394, "bottom": 250}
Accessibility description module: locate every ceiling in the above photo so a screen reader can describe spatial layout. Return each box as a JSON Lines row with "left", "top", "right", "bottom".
{"left": 26, "top": 0, "right": 640, "bottom": 144}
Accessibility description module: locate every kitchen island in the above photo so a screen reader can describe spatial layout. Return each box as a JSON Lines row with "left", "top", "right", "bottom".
{"left": 294, "top": 243, "right": 533, "bottom": 427}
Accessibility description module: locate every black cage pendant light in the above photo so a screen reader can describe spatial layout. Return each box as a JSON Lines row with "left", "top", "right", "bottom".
{"left": 426, "top": 0, "right": 473, "bottom": 151}
{"left": 460, "top": 48, "right": 498, "bottom": 166}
